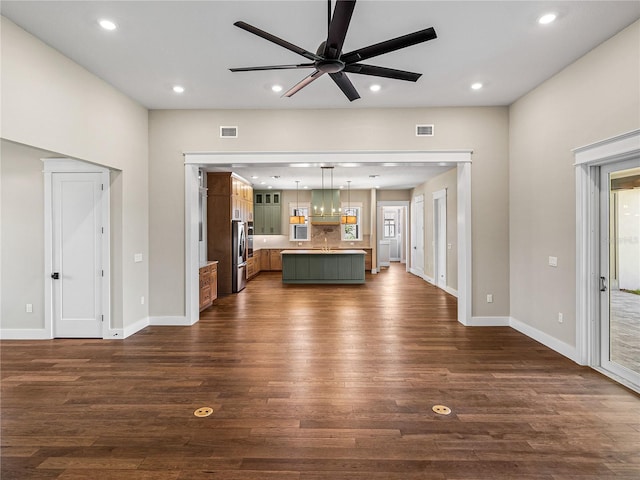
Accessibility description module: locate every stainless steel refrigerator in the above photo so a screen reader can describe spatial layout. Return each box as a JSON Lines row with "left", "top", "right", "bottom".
{"left": 232, "top": 220, "right": 247, "bottom": 293}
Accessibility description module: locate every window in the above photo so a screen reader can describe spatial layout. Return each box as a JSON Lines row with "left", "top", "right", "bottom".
{"left": 383, "top": 211, "right": 396, "bottom": 238}
{"left": 289, "top": 202, "right": 310, "bottom": 241}
{"left": 341, "top": 203, "right": 362, "bottom": 241}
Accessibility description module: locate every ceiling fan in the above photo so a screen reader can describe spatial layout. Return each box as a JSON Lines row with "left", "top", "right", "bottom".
{"left": 229, "top": 0, "right": 437, "bottom": 101}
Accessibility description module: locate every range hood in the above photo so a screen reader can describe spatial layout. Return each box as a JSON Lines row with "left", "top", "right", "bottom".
{"left": 310, "top": 189, "right": 341, "bottom": 225}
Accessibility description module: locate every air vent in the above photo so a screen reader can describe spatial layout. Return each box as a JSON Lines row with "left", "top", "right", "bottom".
{"left": 220, "top": 126, "right": 238, "bottom": 138}
{"left": 416, "top": 124, "right": 434, "bottom": 136}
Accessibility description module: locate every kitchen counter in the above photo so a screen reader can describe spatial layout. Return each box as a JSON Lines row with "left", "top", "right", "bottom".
{"left": 280, "top": 249, "right": 366, "bottom": 255}
{"left": 281, "top": 250, "right": 365, "bottom": 284}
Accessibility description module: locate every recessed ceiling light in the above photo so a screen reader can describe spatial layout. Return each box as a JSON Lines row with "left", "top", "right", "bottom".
{"left": 471, "top": 82, "right": 483, "bottom": 90}
{"left": 260, "top": 181, "right": 266, "bottom": 185}
{"left": 251, "top": 175, "right": 259, "bottom": 179}
{"left": 272, "top": 85, "right": 283, "bottom": 93}
{"left": 267, "top": 186, "right": 273, "bottom": 189}
{"left": 173, "top": 85, "right": 185, "bottom": 94}
{"left": 303, "top": 186, "right": 309, "bottom": 189}
{"left": 538, "top": 13, "right": 557, "bottom": 25}
{"left": 375, "top": 185, "right": 381, "bottom": 189}
{"left": 98, "top": 19, "right": 117, "bottom": 31}
{"left": 369, "top": 84, "right": 381, "bottom": 92}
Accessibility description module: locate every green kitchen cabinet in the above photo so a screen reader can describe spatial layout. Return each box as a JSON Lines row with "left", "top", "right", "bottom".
{"left": 254, "top": 190, "right": 281, "bottom": 235}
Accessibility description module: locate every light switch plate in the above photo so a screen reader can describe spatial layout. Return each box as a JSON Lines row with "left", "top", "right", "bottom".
{"left": 134, "top": 253, "right": 143, "bottom": 263}
{"left": 548, "top": 256, "right": 558, "bottom": 267}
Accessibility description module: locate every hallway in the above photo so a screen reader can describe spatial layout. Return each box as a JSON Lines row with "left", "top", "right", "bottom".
{"left": 1, "top": 264, "right": 638, "bottom": 479}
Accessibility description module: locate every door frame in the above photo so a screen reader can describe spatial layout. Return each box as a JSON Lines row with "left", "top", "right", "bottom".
{"left": 43, "top": 158, "right": 111, "bottom": 339}
{"left": 410, "top": 194, "right": 425, "bottom": 277}
{"left": 573, "top": 128, "right": 640, "bottom": 392}
{"left": 377, "top": 202, "right": 409, "bottom": 270}
{"left": 185, "top": 151, "right": 473, "bottom": 326}
{"left": 433, "top": 189, "right": 447, "bottom": 289}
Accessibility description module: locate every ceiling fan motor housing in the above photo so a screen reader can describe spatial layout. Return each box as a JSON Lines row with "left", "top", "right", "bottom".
{"left": 316, "top": 59, "right": 345, "bottom": 73}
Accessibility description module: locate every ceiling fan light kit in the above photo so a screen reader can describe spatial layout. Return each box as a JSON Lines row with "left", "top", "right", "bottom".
{"left": 230, "top": 0, "right": 437, "bottom": 102}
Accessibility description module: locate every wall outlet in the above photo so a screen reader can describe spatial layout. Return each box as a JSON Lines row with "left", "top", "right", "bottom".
{"left": 26, "top": 303, "right": 33, "bottom": 313}
{"left": 140, "top": 296, "right": 145, "bottom": 305}
{"left": 548, "top": 256, "right": 558, "bottom": 267}
{"left": 486, "top": 294, "right": 493, "bottom": 303}
{"left": 558, "top": 312, "right": 563, "bottom": 323}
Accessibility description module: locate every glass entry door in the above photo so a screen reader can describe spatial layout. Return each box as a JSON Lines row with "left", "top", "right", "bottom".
{"left": 599, "top": 160, "right": 640, "bottom": 389}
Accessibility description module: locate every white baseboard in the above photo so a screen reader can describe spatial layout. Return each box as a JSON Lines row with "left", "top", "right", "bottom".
{"left": 149, "top": 315, "right": 194, "bottom": 326}
{"left": 469, "top": 316, "right": 511, "bottom": 326}
{"left": 443, "top": 285, "right": 458, "bottom": 298}
{"left": 122, "top": 316, "right": 150, "bottom": 338}
{"left": 107, "top": 328, "right": 125, "bottom": 339}
{"left": 510, "top": 316, "right": 578, "bottom": 363}
{"left": 0, "top": 328, "right": 51, "bottom": 340}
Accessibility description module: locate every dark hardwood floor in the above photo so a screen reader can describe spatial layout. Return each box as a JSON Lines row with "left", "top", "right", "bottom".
{"left": 2, "top": 263, "right": 639, "bottom": 479}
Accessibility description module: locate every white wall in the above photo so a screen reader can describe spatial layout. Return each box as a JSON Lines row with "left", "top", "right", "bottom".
{"left": 412, "top": 167, "right": 459, "bottom": 293}
{"left": 149, "top": 107, "right": 509, "bottom": 318}
{"left": 509, "top": 20, "right": 640, "bottom": 346}
{"left": 0, "top": 17, "right": 149, "bottom": 333}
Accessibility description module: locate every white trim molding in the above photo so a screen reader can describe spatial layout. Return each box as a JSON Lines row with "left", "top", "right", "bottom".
{"left": 0, "top": 328, "right": 51, "bottom": 340}
{"left": 184, "top": 150, "right": 473, "bottom": 328}
{"left": 149, "top": 316, "right": 192, "bottom": 326}
{"left": 573, "top": 129, "right": 640, "bottom": 166}
{"left": 510, "top": 317, "right": 578, "bottom": 363}
{"left": 573, "top": 129, "right": 640, "bottom": 377}
{"left": 469, "top": 316, "right": 511, "bottom": 327}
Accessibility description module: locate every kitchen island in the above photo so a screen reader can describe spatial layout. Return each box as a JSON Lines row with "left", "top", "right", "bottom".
{"left": 281, "top": 249, "right": 366, "bottom": 284}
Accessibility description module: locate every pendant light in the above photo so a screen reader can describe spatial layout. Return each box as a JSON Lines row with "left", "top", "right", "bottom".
{"left": 312, "top": 166, "right": 340, "bottom": 218}
{"left": 289, "top": 180, "right": 305, "bottom": 224}
{"left": 341, "top": 180, "right": 357, "bottom": 224}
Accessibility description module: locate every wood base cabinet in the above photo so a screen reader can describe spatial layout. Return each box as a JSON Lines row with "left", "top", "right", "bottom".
{"left": 199, "top": 261, "right": 218, "bottom": 311}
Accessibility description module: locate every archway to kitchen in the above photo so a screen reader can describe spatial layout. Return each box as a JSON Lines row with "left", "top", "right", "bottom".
{"left": 183, "top": 150, "right": 472, "bottom": 326}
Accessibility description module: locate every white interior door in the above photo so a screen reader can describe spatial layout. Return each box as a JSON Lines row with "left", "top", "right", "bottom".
{"left": 52, "top": 172, "right": 103, "bottom": 338}
{"left": 599, "top": 160, "right": 640, "bottom": 389}
{"left": 411, "top": 195, "right": 424, "bottom": 276}
{"left": 433, "top": 190, "right": 447, "bottom": 288}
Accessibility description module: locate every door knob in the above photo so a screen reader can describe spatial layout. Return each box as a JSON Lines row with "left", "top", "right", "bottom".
{"left": 51, "top": 272, "right": 60, "bottom": 280}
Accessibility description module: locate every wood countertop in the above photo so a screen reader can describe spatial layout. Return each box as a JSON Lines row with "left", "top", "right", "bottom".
{"left": 280, "top": 249, "right": 366, "bottom": 255}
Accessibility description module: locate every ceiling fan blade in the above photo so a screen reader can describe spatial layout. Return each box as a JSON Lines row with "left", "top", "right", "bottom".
{"left": 323, "top": 0, "right": 357, "bottom": 59}
{"left": 341, "top": 27, "right": 437, "bottom": 64}
{"left": 283, "top": 70, "right": 325, "bottom": 97}
{"left": 230, "top": 63, "right": 315, "bottom": 72}
{"left": 329, "top": 72, "right": 360, "bottom": 102}
{"left": 234, "top": 21, "right": 320, "bottom": 61}
{"left": 343, "top": 63, "right": 422, "bottom": 82}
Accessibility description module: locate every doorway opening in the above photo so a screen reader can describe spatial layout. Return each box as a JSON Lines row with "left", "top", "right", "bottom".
{"left": 599, "top": 161, "right": 639, "bottom": 388}
{"left": 574, "top": 128, "right": 640, "bottom": 393}
{"left": 377, "top": 202, "right": 409, "bottom": 270}
{"left": 184, "top": 151, "right": 473, "bottom": 326}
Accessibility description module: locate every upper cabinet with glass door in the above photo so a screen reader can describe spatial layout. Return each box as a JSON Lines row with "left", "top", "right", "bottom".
{"left": 254, "top": 190, "right": 281, "bottom": 235}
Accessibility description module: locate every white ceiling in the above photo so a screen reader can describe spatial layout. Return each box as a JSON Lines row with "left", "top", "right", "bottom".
{"left": 3, "top": 0, "right": 638, "bottom": 189}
